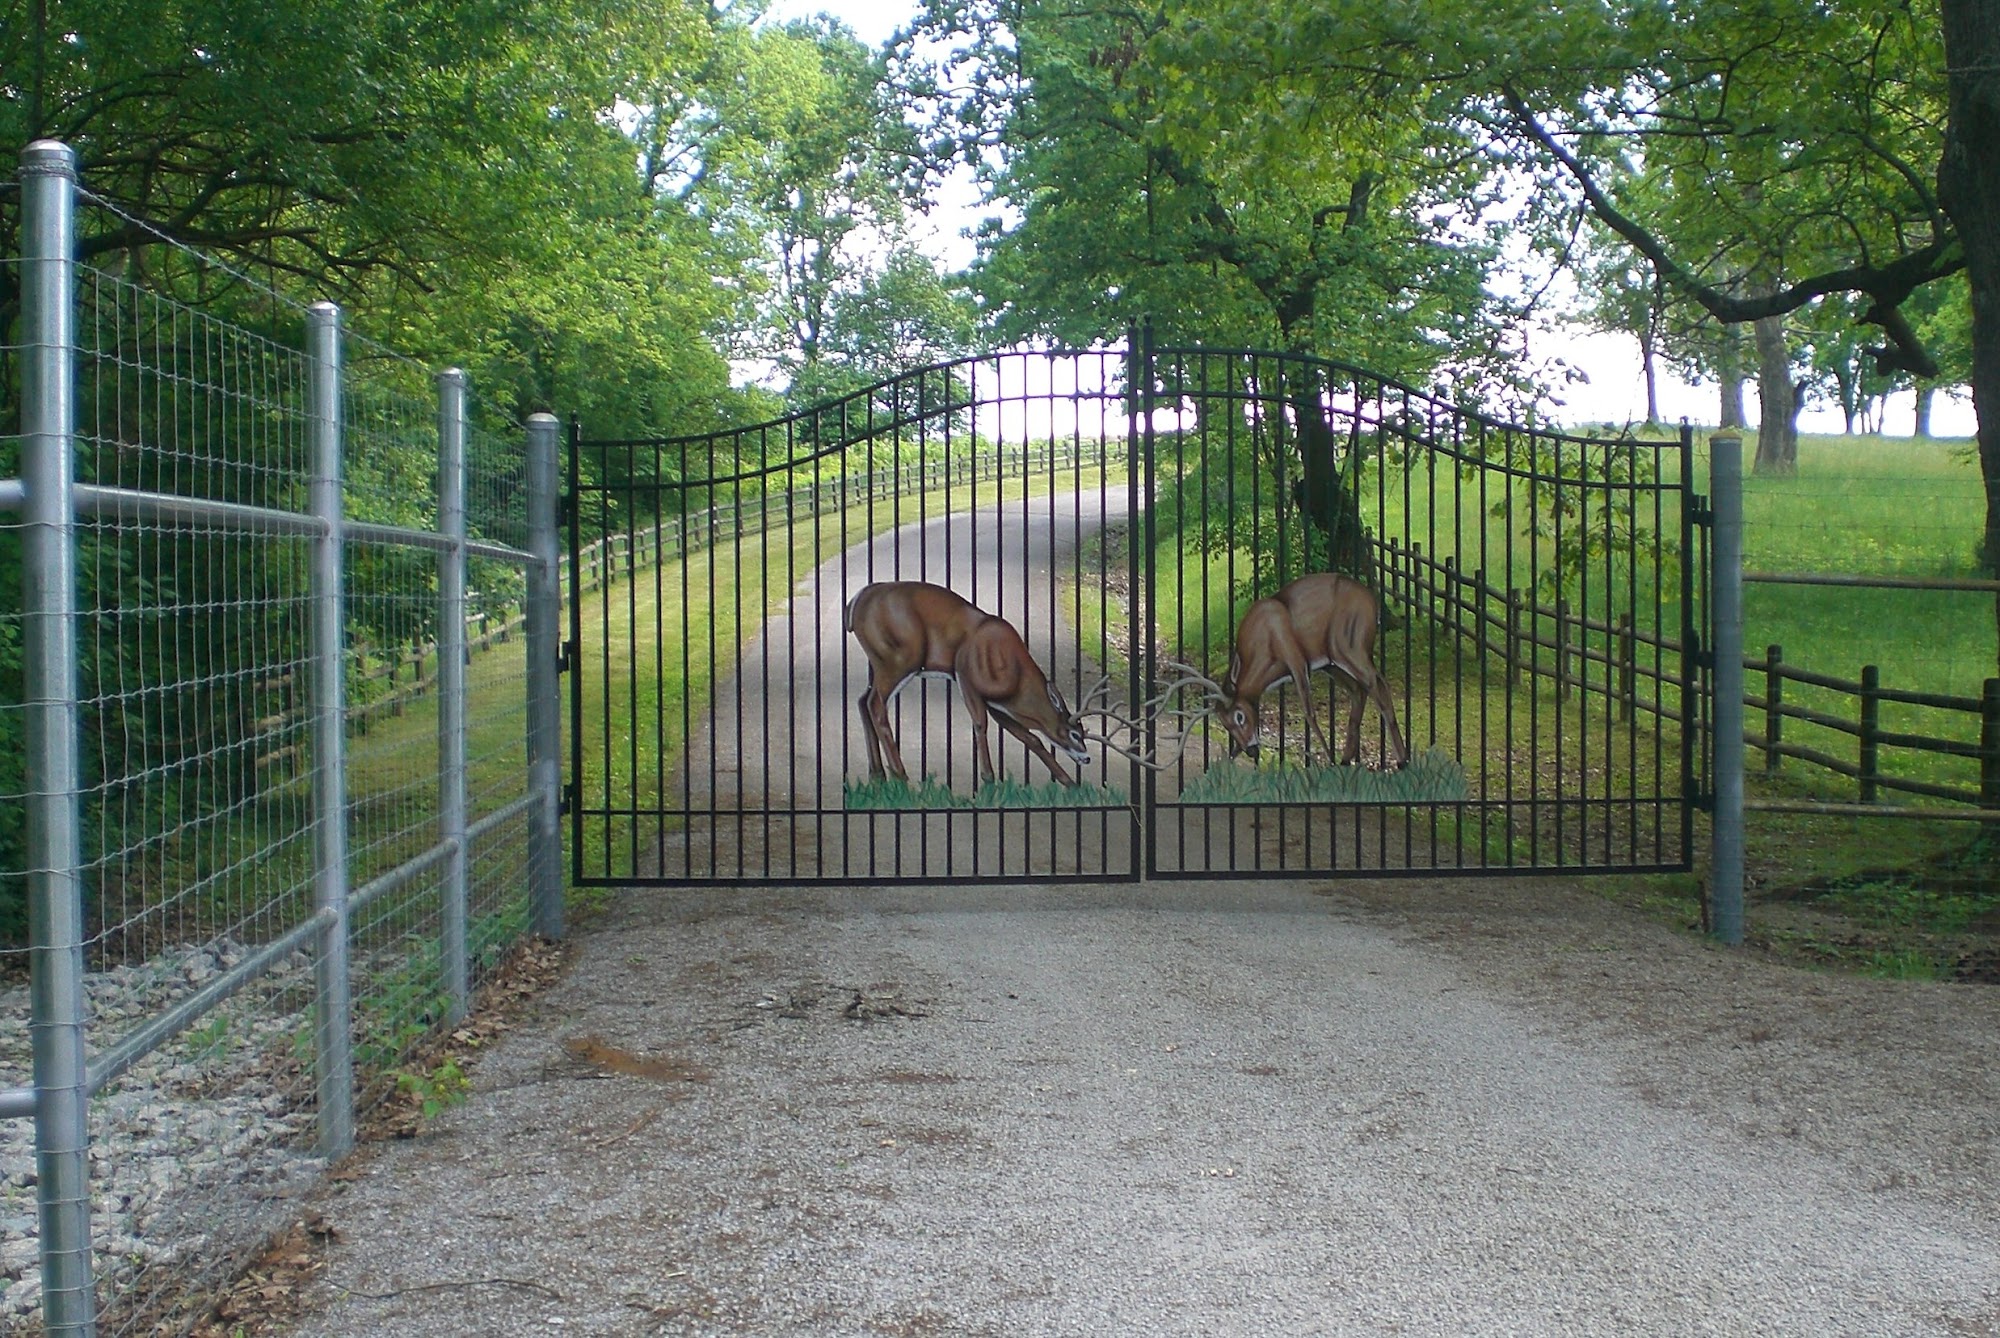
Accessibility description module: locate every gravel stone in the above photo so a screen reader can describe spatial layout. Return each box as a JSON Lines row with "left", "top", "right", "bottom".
{"left": 285, "top": 877, "right": 2000, "bottom": 1337}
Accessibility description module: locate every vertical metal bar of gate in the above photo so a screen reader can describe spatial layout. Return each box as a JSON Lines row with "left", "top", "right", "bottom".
{"left": 22, "top": 136, "right": 98, "bottom": 1338}
{"left": 565, "top": 417, "right": 585, "bottom": 886}
{"left": 1133, "top": 328, "right": 1157, "bottom": 876}
{"left": 1678, "top": 422, "right": 1700, "bottom": 867}
{"left": 526, "top": 414, "right": 565, "bottom": 938}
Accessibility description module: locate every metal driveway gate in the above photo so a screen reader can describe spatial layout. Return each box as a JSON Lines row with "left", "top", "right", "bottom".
{"left": 568, "top": 342, "right": 1704, "bottom": 886}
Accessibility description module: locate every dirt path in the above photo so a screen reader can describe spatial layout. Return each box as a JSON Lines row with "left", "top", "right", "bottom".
{"left": 286, "top": 876, "right": 2000, "bottom": 1336}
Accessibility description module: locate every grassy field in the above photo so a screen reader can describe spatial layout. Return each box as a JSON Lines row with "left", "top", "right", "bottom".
{"left": 149, "top": 425, "right": 1991, "bottom": 988}
{"left": 1620, "top": 429, "right": 1997, "bottom": 980}
{"left": 1133, "top": 423, "right": 1997, "bottom": 978}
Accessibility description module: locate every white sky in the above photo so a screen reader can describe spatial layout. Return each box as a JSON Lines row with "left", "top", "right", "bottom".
{"left": 761, "top": 0, "right": 1976, "bottom": 438}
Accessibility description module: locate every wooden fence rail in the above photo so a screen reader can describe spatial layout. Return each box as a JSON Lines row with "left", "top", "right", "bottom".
{"left": 1378, "top": 538, "right": 2000, "bottom": 810}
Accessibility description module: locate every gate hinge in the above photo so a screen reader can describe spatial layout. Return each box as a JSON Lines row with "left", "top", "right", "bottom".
{"left": 561, "top": 781, "right": 577, "bottom": 817}
{"left": 557, "top": 639, "right": 576, "bottom": 674}
{"left": 1692, "top": 790, "right": 1717, "bottom": 814}
{"left": 1689, "top": 496, "right": 1713, "bottom": 527}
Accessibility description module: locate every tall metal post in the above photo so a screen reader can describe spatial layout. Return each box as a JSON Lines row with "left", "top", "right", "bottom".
{"left": 436, "top": 369, "right": 469, "bottom": 1021}
{"left": 525, "top": 414, "right": 565, "bottom": 939}
{"left": 22, "top": 138, "right": 99, "bottom": 1338}
{"left": 1125, "top": 325, "right": 1152, "bottom": 877}
{"left": 1708, "top": 431, "right": 1745, "bottom": 945}
{"left": 308, "top": 302, "right": 355, "bottom": 1158}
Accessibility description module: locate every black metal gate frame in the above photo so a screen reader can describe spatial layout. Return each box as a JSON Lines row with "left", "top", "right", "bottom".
{"left": 565, "top": 340, "right": 1708, "bottom": 886}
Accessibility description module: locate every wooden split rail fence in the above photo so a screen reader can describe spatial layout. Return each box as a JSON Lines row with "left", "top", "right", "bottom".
{"left": 1379, "top": 538, "right": 2000, "bottom": 811}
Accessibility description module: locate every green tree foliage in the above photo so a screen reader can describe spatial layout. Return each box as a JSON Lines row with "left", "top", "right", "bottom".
{"left": 900, "top": 0, "right": 1512, "bottom": 378}
{"left": 0, "top": 0, "right": 899, "bottom": 940}
{"left": 643, "top": 12, "right": 926, "bottom": 395}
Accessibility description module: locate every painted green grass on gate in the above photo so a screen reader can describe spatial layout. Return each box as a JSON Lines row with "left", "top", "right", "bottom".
{"left": 845, "top": 776, "right": 1128, "bottom": 809}
{"left": 1177, "top": 747, "right": 1470, "bottom": 805}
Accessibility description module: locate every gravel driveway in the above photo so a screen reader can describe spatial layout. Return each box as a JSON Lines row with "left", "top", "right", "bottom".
{"left": 287, "top": 876, "right": 2000, "bottom": 1336}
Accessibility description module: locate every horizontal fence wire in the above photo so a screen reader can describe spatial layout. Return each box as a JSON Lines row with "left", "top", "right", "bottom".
{"left": 1, "top": 179, "right": 549, "bottom": 1333}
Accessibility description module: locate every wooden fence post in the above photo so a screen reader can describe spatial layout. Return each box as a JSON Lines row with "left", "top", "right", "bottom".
{"left": 1617, "top": 612, "right": 1635, "bottom": 720}
{"left": 1981, "top": 678, "right": 2000, "bottom": 809}
{"left": 1555, "top": 598, "right": 1571, "bottom": 701}
{"left": 1764, "top": 644, "right": 1783, "bottom": 772}
{"left": 1506, "top": 589, "right": 1522, "bottom": 688}
{"left": 1410, "top": 541, "right": 1425, "bottom": 623}
{"left": 1441, "top": 556, "right": 1458, "bottom": 642}
{"left": 1859, "top": 663, "right": 1880, "bottom": 803}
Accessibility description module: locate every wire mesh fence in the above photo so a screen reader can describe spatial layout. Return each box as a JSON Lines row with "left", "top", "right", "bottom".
{"left": 1, "top": 143, "right": 562, "bottom": 1334}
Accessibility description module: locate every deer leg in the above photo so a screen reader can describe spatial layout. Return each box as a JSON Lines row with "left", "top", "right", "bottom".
{"left": 990, "top": 708, "right": 1078, "bottom": 787}
{"left": 862, "top": 679, "right": 912, "bottom": 781}
{"left": 963, "top": 698, "right": 998, "bottom": 786}
{"left": 1368, "top": 674, "right": 1410, "bottom": 769}
{"left": 1279, "top": 648, "right": 1334, "bottom": 765}
{"left": 856, "top": 689, "right": 886, "bottom": 779}
{"left": 1328, "top": 655, "right": 1408, "bottom": 770}
{"left": 1337, "top": 674, "right": 1367, "bottom": 766}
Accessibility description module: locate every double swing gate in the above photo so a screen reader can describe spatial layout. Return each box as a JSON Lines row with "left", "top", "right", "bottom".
{"left": 568, "top": 342, "right": 1708, "bottom": 886}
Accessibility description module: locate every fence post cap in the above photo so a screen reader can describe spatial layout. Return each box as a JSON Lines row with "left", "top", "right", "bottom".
{"left": 21, "top": 140, "right": 76, "bottom": 175}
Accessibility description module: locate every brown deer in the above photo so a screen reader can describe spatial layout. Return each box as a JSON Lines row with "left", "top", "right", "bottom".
{"left": 1197, "top": 572, "right": 1409, "bottom": 769}
{"left": 846, "top": 581, "right": 1094, "bottom": 788}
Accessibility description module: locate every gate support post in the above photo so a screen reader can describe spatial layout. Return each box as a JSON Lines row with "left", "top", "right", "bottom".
{"left": 1708, "top": 431, "right": 1745, "bottom": 946}
{"left": 307, "top": 301, "right": 357, "bottom": 1158}
{"left": 23, "top": 137, "right": 99, "bottom": 1338}
{"left": 525, "top": 413, "right": 565, "bottom": 940}
{"left": 436, "top": 369, "right": 469, "bottom": 1022}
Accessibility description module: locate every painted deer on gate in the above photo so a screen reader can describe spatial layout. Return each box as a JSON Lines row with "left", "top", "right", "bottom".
{"left": 1165, "top": 572, "right": 1409, "bottom": 769}
{"left": 846, "top": 581, "right": 1095, "bottom": 788}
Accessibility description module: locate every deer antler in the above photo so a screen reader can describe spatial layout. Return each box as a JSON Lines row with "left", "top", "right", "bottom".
{"left": 1146, "top": 661, "right": 1230, "bottom": 714}
{"left": 1068, "top": 672, "right": 1118, "bottom": 720}
{"left": 1082, "top": 720, "right": 1204, "bottom": 773}
{"left": 1071, "top": 660, "right": 1232, "bottom": 773}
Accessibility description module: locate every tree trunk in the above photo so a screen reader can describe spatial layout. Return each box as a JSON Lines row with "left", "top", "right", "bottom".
{"left": 1914, "top": 384, "right": 1935, "bottom": 438}
{"left": 1752, "top": 313, "right": 1798, "bottom": 473}
{"left": 1289, "top": 375, "right": 1369, "bottom": 580}
{"left": 1937, "top": 0, "right": 2000, "bottom": 669}
{"left": 1642, "top": 345, "right": 1661, "bottom": 424}
{"left": 1717, "top": 325, "right": 1747, "bottom": 429}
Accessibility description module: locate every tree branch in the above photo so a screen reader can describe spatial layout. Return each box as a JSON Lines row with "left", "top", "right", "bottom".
{"left": 1501, "top": 87, "right": 1959, "bottom": 378}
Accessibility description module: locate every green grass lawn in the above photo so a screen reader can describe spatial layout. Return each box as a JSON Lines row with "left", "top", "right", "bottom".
{"left": 86, "top": 425, "right": 1996, "bottom": 992}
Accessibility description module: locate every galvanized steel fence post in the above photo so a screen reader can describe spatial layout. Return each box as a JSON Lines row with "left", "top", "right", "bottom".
{"left": 526, "top": 414, "right": 565, "bottom": 940}
{"left": 437, "top": 369, "right": 470, "bottom": 1021}
{"left": 1709, "top": 431, "right": 1745, "bottom": 945}
{"left": 22, "top": 137, "right": 99, "bottom": 1338}
{"left": 308, "top": 302, "right": 356, "bottom": 1158}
